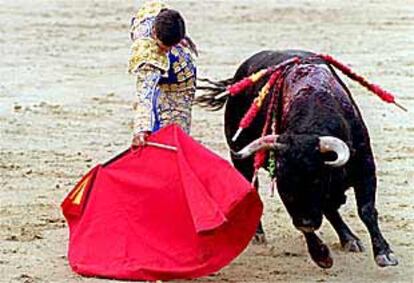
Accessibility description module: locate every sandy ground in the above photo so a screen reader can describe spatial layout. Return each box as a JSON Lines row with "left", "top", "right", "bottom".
{"left": 1, "top": 0, "right": 413, "bottom": 282}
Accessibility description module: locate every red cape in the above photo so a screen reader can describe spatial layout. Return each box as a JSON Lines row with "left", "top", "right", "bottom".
{"left": 61, "top": 124, "right": 262, "bottom": 281}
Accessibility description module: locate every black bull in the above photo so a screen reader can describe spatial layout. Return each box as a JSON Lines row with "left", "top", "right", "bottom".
{"left": 196, "top": 50, "right": 398, "bottom": 268}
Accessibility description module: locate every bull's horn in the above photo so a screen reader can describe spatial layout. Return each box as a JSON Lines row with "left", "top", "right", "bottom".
{"left": 233, "top": 135, "right": 284, "bottom": 159}
{"left": 319, "top": 136, "right": 350, "bottom": 167}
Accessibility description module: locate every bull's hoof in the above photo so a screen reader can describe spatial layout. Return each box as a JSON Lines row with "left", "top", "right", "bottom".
{"left": 310, "top": 244, "right": 333, "bottom": 269}
{"left": 375, "top": 253, "right": 398, "bottom": 267}
{"left": 252, "top": 233, "right": 267, "bottom": 245}
{"left": 343, "top": 239, "right": 365, "bottom": 253}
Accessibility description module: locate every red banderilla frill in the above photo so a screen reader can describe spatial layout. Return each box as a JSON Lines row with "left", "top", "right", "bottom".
{"left": 232, "top": 69, "right": 283, "bottom": 141}
{"left": 319, "top": 54, "right": 407, "bottom": 111}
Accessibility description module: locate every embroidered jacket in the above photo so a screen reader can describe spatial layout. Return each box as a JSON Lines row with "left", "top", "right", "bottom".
{"left": 128, "top": 1, "right": 196, "bottom": 135}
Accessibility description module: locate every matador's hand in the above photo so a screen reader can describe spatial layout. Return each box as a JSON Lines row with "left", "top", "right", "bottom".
{"left": 132, "top": 131, "right": 151, "bottom": 147}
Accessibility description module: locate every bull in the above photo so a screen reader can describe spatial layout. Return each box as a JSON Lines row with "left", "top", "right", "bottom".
{"left": 196, "top": 50, "right": 398, "bottom": 268}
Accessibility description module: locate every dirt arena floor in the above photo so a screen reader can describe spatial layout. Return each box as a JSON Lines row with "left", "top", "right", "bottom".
{"left": 1, "top": 0, "right": 413, "bottom": 282}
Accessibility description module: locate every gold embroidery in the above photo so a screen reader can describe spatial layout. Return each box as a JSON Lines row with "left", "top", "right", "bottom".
{"left": 159, "top": 80, "right": 196, "bottom": 93}
{"left": 170, "top": 46, "right": 180, "bottom": 56}
{"left": 135, "top": 1, "right": 168, "bottom": 24}
{"left": 173, "top": 62, "right": 181, "bottom": 73}
{"left": 156, "top": 87, "right": 194, "bottom": 133}
{"left": 177, "top": 73, "right": 185, "bottom": 82}
{"left": 128, "top": 38, "right": 169, "bottom": 74}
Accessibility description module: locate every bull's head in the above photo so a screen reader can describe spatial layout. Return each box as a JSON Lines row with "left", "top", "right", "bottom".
{"left": 234, "top": 134, "right": 350, "bottom": 233}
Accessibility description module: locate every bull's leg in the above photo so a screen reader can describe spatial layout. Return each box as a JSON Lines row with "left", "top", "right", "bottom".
{"left": 231, "top": 154, "right": 266, "bottom": 244}
{"left": 324, "top": 210, "right": 364, "bottom": 252}
{"left": 303, "top": 232, "right": 333, "bottom": 268}
{"left": 353, "top": 153, "right": 398, "bottom": 267}
{"left": 251, "top": 176, "right": 266, "bottom": 243}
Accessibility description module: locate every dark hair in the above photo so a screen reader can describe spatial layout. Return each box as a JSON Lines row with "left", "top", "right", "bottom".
{"left": 154, "top": 9, "right": 186, "bottom": 47}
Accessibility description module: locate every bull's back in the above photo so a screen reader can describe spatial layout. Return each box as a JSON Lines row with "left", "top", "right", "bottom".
{"left": 224, "top": 50, "right": 365, "bottom": 150}
{"left": 225, "top": 50, "right": 312, "bottom": 148}
{"left": 282, "top": 64, "right": 358, "bottom": 117}
{"left": 225, "top": 50, "right": 328, "bottom": 148}
{"left": 234, "top": 50, "right": 316, "bottom": 80}
{"left": 225, "top": 50, "right": 327, "bottom": 147}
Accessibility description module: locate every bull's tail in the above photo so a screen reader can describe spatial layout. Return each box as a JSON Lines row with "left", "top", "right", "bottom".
{"left": 195, "top": 77, "right": 234, "bottom": 111}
